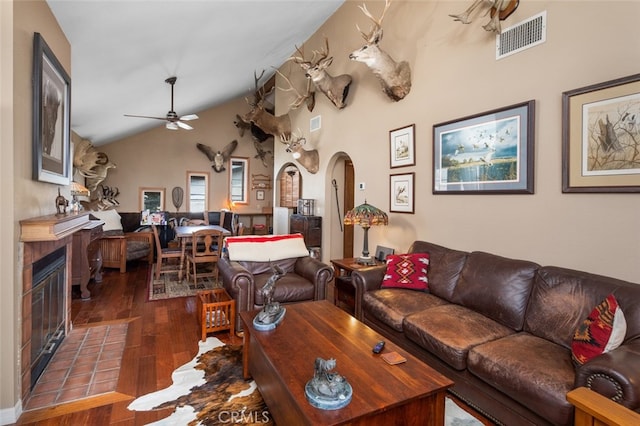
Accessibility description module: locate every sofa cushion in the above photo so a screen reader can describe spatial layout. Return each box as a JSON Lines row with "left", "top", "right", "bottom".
{"left": 381, "top": 253, "right": 429, "bottom": 291}
{"left": 90, "top": 209, "right": 123, "bottom": 232}
{"left": 253, "top": 272, "right": 314, "bottom": 305}
{"left": 450, "top": 251, "right": 538, "bottom": 331}
{"left": 571, "top": 294, "right": 627, "bottom": 366}
{"left": 238, "top": 258, "right": 298, "bottom": 275}
{"left": 363, "top": 289, "right": 448, "bottom": 332}
{"left": 524, "top": 266, "right": 638, "bottom": 350}
{"left": 406, "top": 241, "right": 468, "bottom": 301}
{"left": 404, "top": 304, "right": 515, "bottom": 370}
{"left": 467, "top": 332, "right": 575, "bottom": 426}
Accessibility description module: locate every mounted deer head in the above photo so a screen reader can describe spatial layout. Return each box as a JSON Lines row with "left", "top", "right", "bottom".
{"left": 280, "top": 131, "right": 319, "bottom": 174}
{"left": 449, "top": 0, "right": 519, "bottom": 34}
{"left": 290, "top": 37, "right": 353, "bottom": 109}
{"left": 243, "top": 70, "right": 292, "bottom": 139}
{"left": 349, "top": 0, "right": 411, "bottom": 102}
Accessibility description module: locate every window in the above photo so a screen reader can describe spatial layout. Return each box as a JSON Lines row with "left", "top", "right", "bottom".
{"left": 187, "top": 171, "right": 209, "bottom": 212}
{"left": 230, "top": 158, "right": 249, "bottom": 204}
{"left": 279, "top": 164, "right": 301, "bottom": 208}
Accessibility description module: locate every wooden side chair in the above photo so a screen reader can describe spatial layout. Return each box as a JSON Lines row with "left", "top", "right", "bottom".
{"left": 185, "top": 228, "right": 224, "bottom": 284}
{"left": 151, "top": 224, "right": 182, "bottom": 280}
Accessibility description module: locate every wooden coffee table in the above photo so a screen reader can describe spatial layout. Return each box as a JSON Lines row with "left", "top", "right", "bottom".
{"left": 240, "top": 300, "right": 453, "bottom": 425}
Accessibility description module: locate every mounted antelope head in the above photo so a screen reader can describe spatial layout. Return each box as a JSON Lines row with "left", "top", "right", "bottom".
{"left": 243, "top": 70, "right": 292, "bottom": 139}
{"left": 290, "top": 37, "right": 353, "bottom": 109}
{"left": 349, "top": 0, "right": 411, "bottom": 102}
{"left": 280, "top": 131, "right": 319, "bottom": 174}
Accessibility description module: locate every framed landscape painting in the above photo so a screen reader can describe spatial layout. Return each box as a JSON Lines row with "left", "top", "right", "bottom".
{"left": 433, "top": 101, "right": 535, "bottom": 194}
{"left": 562, "top": 73, "right": 640, "bottom": 193}
{"left": 32, "top": 32, "right": 71, "bottom": 185}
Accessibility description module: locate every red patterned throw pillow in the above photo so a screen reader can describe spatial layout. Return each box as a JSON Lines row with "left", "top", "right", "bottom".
{"left": 571, "top": 294, "right": 627, "bottom": 366}
{"left": 381, "top": 253, "right": 430, "bottom": 291}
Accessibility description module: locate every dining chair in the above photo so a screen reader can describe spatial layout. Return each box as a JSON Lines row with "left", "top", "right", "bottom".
{"left": 185, "top": 228, "right": 224, "bottom": 284}
{"left": 151, "top": 224, "right": 182, "bottom": 280}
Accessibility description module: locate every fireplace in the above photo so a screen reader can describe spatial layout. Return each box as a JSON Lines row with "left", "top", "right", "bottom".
{"left": 29, "top": 247, "right": 66, "bottom": 390}
{"left": 20, "top": 212, "right": 90, "bottom": 403}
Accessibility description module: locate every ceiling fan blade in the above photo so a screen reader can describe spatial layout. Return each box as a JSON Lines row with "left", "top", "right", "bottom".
{"left": 180, "top": 114, "right": 199, "bottom": 121}
{"left": 177, "top": 121, "right": 193, "bottom": 130}
{"left": 166, "top": 122, "right": 179, "bottom": 130}
{"left": 124, "top": 114, "right": 167, "bottom": 121}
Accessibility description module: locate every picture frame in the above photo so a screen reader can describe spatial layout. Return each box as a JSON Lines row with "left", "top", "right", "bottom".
{"left": 32, "top": 32, "right": 71, "bottom": 185}
{"left": 139, "top": 187, "right": 165, "bottom": 212}
{"left": 256, "top": 189, "right": 265, "bottom": 200}
{"left": 375, "top": 245, "right": 395, "bottom": 262}
{"left": 390, "top": 172, "right": 415, "bottom": 214}
{"left": 433, "top": 101, "right": 535, "bottom": 194}
{"left": 389, "top": 124, "right": 415, "bottom": 168}
{"left": 562, "top": 73, "right": 640, "bottom": 193}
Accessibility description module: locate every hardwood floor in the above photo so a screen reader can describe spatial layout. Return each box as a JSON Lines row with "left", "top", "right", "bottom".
{"left": 16, "top": 261, "right": 241, "bottom": 425}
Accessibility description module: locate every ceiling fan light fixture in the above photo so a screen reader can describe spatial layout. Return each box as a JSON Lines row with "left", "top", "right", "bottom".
{"left": 124, "top": 76, "right": 198, "bottom": 131}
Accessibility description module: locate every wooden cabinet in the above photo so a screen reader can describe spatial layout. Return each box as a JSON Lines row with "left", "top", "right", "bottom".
{"left": 72, "top": 220, "right": 104, "bottom": 300}
{"left": 289, "top": 214, "right": 321, "bottom": 248}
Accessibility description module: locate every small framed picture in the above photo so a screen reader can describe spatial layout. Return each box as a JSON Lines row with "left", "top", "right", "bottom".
{"left": 256, "top": 189, "right": 265, "bottom": 200}
{"left": 389, "top": 124, "right": 415, "bottom": 168}
{"left": 390, "top": 172, "right": 415, "bottom": 214}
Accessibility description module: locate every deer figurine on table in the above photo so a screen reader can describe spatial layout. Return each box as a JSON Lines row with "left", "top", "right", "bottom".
{"left": 289, "top": 37, "right": 353, "bottom": 110}
{"left": 281, "top": 131, "right": 319, "bottom": 175}
{"left": 349, "top": 0, "right": 411, "bottom": 102}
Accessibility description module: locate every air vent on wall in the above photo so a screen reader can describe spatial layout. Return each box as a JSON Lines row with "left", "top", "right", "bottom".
{"left": 496, "top": 10, "right": 547, "bottom": 60}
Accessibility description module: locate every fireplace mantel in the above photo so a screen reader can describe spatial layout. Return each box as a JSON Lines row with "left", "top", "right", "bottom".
{"left": 20, "top": 212, "right": 91, "bottom": 242}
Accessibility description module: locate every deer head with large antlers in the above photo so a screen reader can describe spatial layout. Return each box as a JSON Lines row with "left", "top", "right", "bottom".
{"left": 349, "top": 0, "right": 411, "bottom": 102}
{"left": 281, "top": 131, "right": 319, "bottom": 174}
{"left": 243, "top": 70, "right": 292, "bottom": 139}
{"left": 290, "top": 37, "right": 353, "bottom": 110}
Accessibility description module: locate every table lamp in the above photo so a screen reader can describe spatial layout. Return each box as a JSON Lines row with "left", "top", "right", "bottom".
{"left": 343, "top": 200, "right": 388, "bottom": 265}
{"left": 70, "top": 181, "right": 90, "bottom": 212}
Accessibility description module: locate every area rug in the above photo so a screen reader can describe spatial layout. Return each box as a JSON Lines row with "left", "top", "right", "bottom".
{"left": 128, "top": 338, "right": 484, "bottom": 425}
{"left": 148, "top": 266, "right": 221, "bottom": 301}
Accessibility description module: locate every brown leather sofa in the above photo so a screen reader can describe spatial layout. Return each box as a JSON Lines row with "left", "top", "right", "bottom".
{"left": 351, "top": 240, "right": 640, "bottom": 426}
{"left": 218, "top": 254, "right": 333, "bottom": 332}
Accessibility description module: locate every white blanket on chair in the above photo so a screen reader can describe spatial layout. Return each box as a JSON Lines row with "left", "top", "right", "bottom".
{"left": 225, "top": 233, "right": 309, "bottom": 262}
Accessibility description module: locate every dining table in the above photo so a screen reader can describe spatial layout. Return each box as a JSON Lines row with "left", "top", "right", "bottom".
{"left": 173, "top": 225, "right": 231, "bottom": 281}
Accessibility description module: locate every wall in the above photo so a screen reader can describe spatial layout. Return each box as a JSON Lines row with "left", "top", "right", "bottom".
{"left": 271, "top": 1, "right": 640, "bottom": 283}
{"left": 98, "top": 95, "right": 275, "bottom": 220}
{"left": 2, "top": 0, "right": 72, "bottom": 421}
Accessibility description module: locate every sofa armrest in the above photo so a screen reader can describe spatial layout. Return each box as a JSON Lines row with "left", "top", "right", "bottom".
{"left": 575, "top": 341, "right": 640, "bottom": 410}
{"left": 294, "top": 257, "right": 333, "bottom": 301}
{"left": 350, "top": 265, "right": 386, "bottom": 320}
{"left": 218, "top": 257, "right": 255, "bottom": 315}
{"left": 567, "top": 387, "right": 640, "bottom": 425}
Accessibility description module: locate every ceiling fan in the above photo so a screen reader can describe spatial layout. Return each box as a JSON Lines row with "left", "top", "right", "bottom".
{"left": 124, "top": 76, "right": 198, "bottom": 130}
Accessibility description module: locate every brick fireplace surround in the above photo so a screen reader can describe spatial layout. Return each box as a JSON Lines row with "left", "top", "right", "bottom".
{"left": 19, "top": 212, "right": 91, "bottom": 405}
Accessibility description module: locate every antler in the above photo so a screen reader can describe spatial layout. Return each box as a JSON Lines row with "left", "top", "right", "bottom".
{"left": 275, "top": 69, "right": 315, "bottom": 111}
{"left": 357, "top": 0, "right": 392, "bottom": 42}
{"left": 310, "top": 37, "right": 330, "bottom": 65}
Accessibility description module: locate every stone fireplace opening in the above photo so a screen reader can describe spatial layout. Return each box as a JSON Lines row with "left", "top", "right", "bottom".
{"left": 30, "top": 247, "right": 66, "bottom": 390}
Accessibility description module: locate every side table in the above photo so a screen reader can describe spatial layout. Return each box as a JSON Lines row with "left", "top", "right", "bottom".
{"left": 330, "top": 257, "right": 384, "bottom": 315}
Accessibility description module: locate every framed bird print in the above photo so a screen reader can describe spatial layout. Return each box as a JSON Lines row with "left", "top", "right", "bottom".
{"left": 433, "top": 100, "right": 535, "bottom": 194}
{"left": 390, "top": 172, "right": 414, "bottom": 214}
{"left": 562, "top": 73, "right": 640, "bottom": 193}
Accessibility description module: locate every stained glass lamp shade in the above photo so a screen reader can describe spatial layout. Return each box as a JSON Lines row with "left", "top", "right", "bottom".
{"left": 343, "top": 200, "right": 388, "bottom": 265}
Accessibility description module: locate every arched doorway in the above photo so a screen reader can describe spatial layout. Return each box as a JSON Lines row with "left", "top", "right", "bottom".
{"left": 328, "top": 154, "right": 354, "bottom": 260}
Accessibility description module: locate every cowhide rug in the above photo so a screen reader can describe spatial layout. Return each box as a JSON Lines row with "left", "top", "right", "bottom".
{"left": 129, "top": 337, "right": 483, "bottom": 426}
{"left": 128, "top": 337, "right": 271, "bottom": 425}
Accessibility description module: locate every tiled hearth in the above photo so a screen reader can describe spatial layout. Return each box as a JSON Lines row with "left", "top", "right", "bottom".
{"left": 25, "top": 323, "right": 128, "bottom": 411}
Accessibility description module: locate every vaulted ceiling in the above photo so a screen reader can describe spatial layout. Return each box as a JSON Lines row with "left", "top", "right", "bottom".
{"left": 47, "top": 0, "right": 345, "bottom": 146}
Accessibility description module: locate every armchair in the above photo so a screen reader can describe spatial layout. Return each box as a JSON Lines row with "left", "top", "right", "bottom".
{"left": 90, "top": 209, "right": 154, "bottom": 273}
{"left": 218, "top": 234, "right": 333, "bottom": 331}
